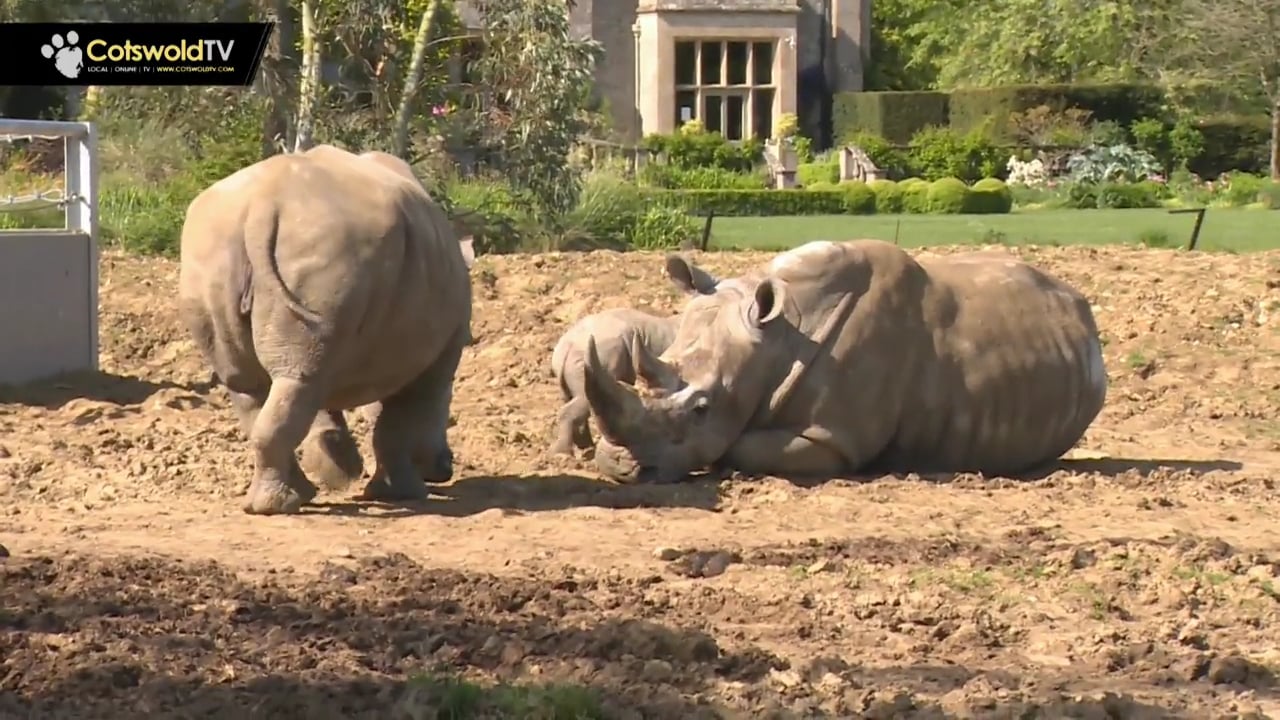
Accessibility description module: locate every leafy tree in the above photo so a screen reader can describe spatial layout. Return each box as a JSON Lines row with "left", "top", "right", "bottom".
{"left": 1147, "top": 0, "right": 1280, "bottom": 179}
{"left": 467, "top": 0, "right": 600, "bottom": 223}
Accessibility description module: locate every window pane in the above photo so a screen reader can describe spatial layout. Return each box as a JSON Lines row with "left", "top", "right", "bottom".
{"left": 675, "top": 41, "right": 696, "bottom": 86}
{"left": 752, "top": 88, "right": 775, "bottom": 140}
{"left": 726, "top": 41, "right": 749, "bottom": 85}
{"left": 704, "top": 94, "right": 723, "bottom": 134}
{"left": 700, "top": 41, "right": 722, "bottom": 85}
{"left": 752, "top": 41, "right": 774, "bottom": 85}
{"left": 726, "top": 94, "right": 745, "bottom": 141}
{"left": 675, "top": 89, "right": 697, "bottom": 128}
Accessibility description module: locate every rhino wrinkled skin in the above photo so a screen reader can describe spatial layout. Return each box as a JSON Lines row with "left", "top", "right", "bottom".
{"left": 583, "top": 239, "right": 1108, "bottom": 485}
{"left": 548, "top": 307, "right": 677, "bottom": 456}
{"left": 177, "top": 144, "right": 474, "bottom": 515}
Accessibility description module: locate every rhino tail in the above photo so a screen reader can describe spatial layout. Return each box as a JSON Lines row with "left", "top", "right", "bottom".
{"left": 243, "top": 204, "right": 324, "bottom": 325}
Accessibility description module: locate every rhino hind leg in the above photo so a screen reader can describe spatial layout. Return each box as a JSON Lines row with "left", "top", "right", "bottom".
{"left": 232, "top": 382, "right": 322, "bottom": 515}
{"left": 360, "top": 333, "right": 465, "bottom": 502}
{"left": 551, "top": 396, "right": 593, "bottom": 455}
{"left": 722, "top": 428, "right": 850, "bottom": 481}
{"left": 298, "top": 410, "right": 364, "bottom": 491}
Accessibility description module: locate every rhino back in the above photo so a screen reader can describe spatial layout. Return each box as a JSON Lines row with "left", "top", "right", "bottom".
{"left": 893, "top": 253, "right": 1106, "bottom": 474}
{"left": 181, "top": 146, "right": 471, "bottom": 406}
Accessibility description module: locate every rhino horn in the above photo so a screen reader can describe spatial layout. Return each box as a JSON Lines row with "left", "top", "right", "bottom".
{"left": 630, "top": 334, "right": 680, "bottom": 392}
{"left": 583, "top": 335, "right": 647, "bottom": 444}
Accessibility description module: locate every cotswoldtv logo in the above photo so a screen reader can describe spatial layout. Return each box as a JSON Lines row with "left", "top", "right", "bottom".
{"left": 2, "top": 22, "right": 273, "bottom": 87}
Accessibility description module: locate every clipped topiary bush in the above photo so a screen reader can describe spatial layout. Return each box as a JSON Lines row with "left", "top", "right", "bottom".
{"left": 902, "top": 182, "right": 931, "bottom": 213}
{"left": 841, "top": 180, "right": 877, "bottom": 214}
{"left": 927, "top": 177, "right": 971, "bottom": 214}
{"left": 967, "top": 177, "right": 1014, "bottom": 214}
{"left": 868, "top": 179, "right": 903, "bottom": 213}
{"left": 806, "top": 180, "right": 837, "bottom": 191}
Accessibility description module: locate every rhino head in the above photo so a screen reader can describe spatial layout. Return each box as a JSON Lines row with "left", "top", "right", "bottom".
{"left": 583, "top": 253, "right": 790, "bottom": 484}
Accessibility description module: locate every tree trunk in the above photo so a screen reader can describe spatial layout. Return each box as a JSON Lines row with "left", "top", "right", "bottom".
{"left": 1271, "top": 99, "right": 1280, "bottom": 181}
{"left": 391, "top": 0, "right": 441, "bottom": 159}
{"left": 258, "top": 0, "right": 297, "bottom": 157}
{"left": 293, "top": 0, "right": 320, "bottom": 152}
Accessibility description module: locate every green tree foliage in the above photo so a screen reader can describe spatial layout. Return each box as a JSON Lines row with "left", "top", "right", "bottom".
{"left": 468, "top": 0, "right": 600, "bottom": 223}
{"left": 869, "top": 0, "right": 1180, "bottom": 89}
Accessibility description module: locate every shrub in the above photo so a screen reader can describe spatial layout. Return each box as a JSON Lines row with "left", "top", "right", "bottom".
{"left": 631, "top": 205, "right": 700, "bottom": 250}
{"left": 1219, "top": 172, "right": 1267, "bottom": 207}
{"left": 563, "top": 171, "right": 645, "bottom": 248}
{"left": 1129, "top": 118, "right": 1167, "bottom": 164}
{"left": 868, "top": 179, "right": 903, "bottom": 213}
{"left": 798, "top": 160, "right": 839, "bottom": 187}
{"left": 840, "top": 180, "right": 877, "bottom": 214}
{"left": 926, "top": 177, "right": 971, "bottom": 214}
{"left": 1167, "top": 117, "right": 1205, "bottom": 170}
{"left": 806, "top": 180, "right": 836, "bottom": 191}
{"left": 1260, "top": 180, "right": 1280, "bottom": 209}
{"left": 908, "top": 125, "right": 1002, "bottom": 183}
{"left": 948, "top": 83, "right": 1167, "bottom": 135}
{"left": 1095, "top": 181, "right": 1162, "bottom": 209}
{"left": 1066, "top": 144, "right": 1161, "bottom": 184}
{"left": 1067, "top": 181, "right": 1162, "bottom": 209}
{"left": 641, "top": 128, "right": 763, "bottom": 171}
{"left": 968, "top": 178, "right": 1014, "bottom": 214}
{"left": 1190, "top": 115, "right": 1271, "bottom": 178}
{"left": 833, "top": 91, "right": 950, "bottom": 144}
{"left": 901, "top": 181, "right": 931, "bottom": 214}
{"left": 842, "top": 131, "right": 913, "bottom": 178}
{"left": 650, "top": 189, "right": 851, "bottom": 216}
{"left": 444, "top": 176, "right": 538, "bottom": 254}
{"left": 638, "top": 164, "right": 766, "bottom": 190}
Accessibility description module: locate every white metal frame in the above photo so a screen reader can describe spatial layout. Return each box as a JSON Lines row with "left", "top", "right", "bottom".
{"left": 0, "top": 118, "right": 100, "bottom": 382}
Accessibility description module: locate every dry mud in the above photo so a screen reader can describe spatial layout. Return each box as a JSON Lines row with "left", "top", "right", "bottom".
{"left": 4, "top": 245, "right": 1280, "bottom": 719}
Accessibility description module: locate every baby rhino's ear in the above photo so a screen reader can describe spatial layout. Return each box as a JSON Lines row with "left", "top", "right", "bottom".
{"left": 664, "top": 254, "right": 719, "bottom": 295}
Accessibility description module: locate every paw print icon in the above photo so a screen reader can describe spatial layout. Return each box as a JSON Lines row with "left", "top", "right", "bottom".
{"left": 41, "top": 31, "right": 84, "bottom": 80}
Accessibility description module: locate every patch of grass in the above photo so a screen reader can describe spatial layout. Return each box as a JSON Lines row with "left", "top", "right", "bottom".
{"left": 1137, "top": 228, "right": 1174, "bottom": 248}
{"left": 710, "top": 208, "right": 1280, "bottom": 252}
{"left": 1125, "top": 351, "right": 1150, "bottom": 370}
{"left": 399, "top": 672, "right": 605, "bottom": 720}
{"left": 1068, "top": 581, "right": 1112, "bottom": 620}
{"left": 910, "top": 567, "right": 996, "bottom": 595}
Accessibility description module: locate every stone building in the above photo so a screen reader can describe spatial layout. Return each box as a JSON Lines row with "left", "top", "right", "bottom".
{"left": 459, "top": 0, "right": 870, "bottom": 146}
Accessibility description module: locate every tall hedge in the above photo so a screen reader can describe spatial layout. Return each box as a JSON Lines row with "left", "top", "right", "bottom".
{"left": 1190, "top": 115, "right": 1272, "bottom": 178}
{"left": 833, "top": 91, "right": 950, "bottom": 144}
{"left": 947, "top": 83, "right": 1167, "bottom": 134}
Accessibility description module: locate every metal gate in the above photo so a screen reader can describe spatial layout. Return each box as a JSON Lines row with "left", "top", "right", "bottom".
{"left": 0, "top": 119, "right": 100, "bottom": 386}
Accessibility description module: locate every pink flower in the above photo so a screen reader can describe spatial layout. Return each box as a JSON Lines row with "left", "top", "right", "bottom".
{"left": 1149, "top": 174, "right": 1166, "bottom": 184}
{"left": 432, "top": 105, "right": 448, "bottom": 117}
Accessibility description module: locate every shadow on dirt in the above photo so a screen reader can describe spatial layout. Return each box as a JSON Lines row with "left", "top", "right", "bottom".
{"left": 0, "top": 552, "right": 1228, "bottom": 719}
{"left": 766, "top": 456, "right": 1245, "bottom": 490}
{"left": 301, "top": 472, "right": 724, "bottom": 518}
{"left": 0, "top": 370, "right": 217, "bottom": 409}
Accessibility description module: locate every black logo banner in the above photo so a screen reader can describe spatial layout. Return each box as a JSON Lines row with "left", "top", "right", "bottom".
{"left": 0, "top": 22, "right": 274, "bottom": 87}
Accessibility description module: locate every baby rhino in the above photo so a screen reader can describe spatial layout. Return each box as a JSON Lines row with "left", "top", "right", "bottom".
{"left": 550, "top": 307, "right": 676, "bottom": 456}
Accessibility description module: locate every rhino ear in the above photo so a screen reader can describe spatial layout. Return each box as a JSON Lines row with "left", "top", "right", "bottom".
{"left": 748, "top": 278, "right": 787, "bottom": 328}
{"left": 458, "top": 236, "right": 476, "bottom": 269}
{"left": 664, "top": 254, "right": 718, "bottom": 295}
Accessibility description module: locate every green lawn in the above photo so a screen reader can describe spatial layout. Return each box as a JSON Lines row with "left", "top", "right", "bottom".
{"left": 708, "top": 208, "right": 1280, "bottom": 252}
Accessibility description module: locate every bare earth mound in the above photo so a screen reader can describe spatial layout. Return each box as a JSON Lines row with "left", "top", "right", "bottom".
{"left": 3, "top": 245, "right": 1280, "bottom": 718}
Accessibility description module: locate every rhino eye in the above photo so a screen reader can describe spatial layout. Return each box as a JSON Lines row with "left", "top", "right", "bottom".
{"left": 691, "top": 395, "right": 710, "bottom": 416}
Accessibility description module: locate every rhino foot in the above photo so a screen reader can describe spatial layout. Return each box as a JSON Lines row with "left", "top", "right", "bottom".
{"left": 300, "top": 428, "right": 364, "bottom": 490}
{"left": 358, "top": 473, "right": 429, "bottom": 502}
{"left": 244, "top": 470, "right": 317, "bottom": 515}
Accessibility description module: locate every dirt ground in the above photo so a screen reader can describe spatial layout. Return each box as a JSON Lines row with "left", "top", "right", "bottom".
{"left": 4, "top": 244, "right": 1280, "bottom": 719}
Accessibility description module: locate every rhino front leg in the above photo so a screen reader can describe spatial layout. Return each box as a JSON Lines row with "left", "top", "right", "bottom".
{"left": 233, "top": 381, "right": 323, "bottom": 515}
{"left": 722, "top": 428, "right": 849, "bottom": 480}
{"left": 298, "top": 409, "right": 364, "bottom": 491}
{"left": 551, "top": 396, "right": 593, "bottom": 455}
{"left": 361, "top": 332, "right": 465, "bottom": 502}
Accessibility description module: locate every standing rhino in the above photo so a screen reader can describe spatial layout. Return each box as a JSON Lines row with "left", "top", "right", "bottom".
{"left": 178, "top": 144, "right": 473, "bottom": 515}
{"left": 549, "top": 307, "right": 677, "bottom": 456}
{"left": 583, "top": 239, "right": 1107, "bottom": 484}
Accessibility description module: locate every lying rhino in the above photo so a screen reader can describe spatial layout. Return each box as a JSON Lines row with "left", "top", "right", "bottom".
{"left": 549, "top": 307, "right": 677, "bottom": 456}
{"left": 178, "top": 144, "right": 473, "bottom": 515}
{"left": 583, "top": 239, "right": 1107, "bottom": 484}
